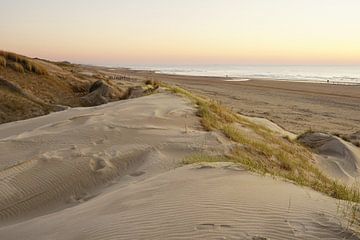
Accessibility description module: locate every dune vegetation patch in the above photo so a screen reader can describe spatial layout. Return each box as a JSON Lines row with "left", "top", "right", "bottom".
{"left": 8, "top": 62, "right": 25, "bottom": 73}
{"left": 0, "top": 51, "right": 48, "bottom": 75}
{"left": 183, "top": 153, "right": 231, "bottom": 165}
{"left": 0, "top": 56, "right": 6, "bottom": 67}
{"left": 161, "top": 83, "right": 360, "bottom": 207}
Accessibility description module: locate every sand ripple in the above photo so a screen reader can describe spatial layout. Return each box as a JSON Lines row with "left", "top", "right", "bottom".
{"left": 0, "top": 164, "right": 357, "bottom": 239}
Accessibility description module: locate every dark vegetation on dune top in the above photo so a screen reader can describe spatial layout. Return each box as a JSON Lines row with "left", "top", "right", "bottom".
{"left": 0, "top": 51, "right": 48, "bottom": 75}
{"left": 0, "top": 50, "right": 152, "bottom": 124}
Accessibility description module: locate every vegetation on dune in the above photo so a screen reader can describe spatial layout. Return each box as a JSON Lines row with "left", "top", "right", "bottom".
{"left": 183, "top": 153, "right": 231, "bottom": 165}
{"left": 145, "top": 79, "right": 160, "bottom": 89}
{"left": 0, "top": 56, "right": 6, "bottom": 67}
{"left": 8, "top": 62, "right": 25, "bottom": 73}
{"left": 0, "top": 50, "right": 48, "bottom": 75}
{"left": 161, "top": 83, "right": 360, "bottom": 206}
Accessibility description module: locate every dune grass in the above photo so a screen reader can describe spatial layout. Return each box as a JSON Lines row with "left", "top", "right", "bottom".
{"left": 0, "top": 51, "right": 48, "bottom": 75}
{"left": 0, "top": 56, "right": 6, "bottom": 67}
{"left": 162, "top": 83, "right": 360, "bottom": 206}
{"left": 183, "top": 153, "right": 231, "bottom": 165}
{"left": 8, "top": 62, "right": 25, "bottom": 73}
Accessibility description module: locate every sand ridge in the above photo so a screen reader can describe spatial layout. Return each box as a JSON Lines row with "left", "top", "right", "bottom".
{"left": 0, "top": 93, "right": 224, "bottom": 222}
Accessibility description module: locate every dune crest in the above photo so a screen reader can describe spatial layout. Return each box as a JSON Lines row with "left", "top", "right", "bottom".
{"left": 0, "top": 93, "right": 223, "bottom": 222}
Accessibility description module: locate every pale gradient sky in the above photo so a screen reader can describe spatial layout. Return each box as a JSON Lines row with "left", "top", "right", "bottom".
{"left": 1, "top": 0, "right": 360, "bottom": 65}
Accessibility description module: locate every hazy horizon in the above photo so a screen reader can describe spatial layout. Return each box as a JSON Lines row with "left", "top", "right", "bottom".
{"left": 1, "top": 0, "right": 360, "bottom": 65}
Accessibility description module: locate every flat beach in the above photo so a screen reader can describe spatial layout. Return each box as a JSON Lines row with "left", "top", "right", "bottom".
{"left": 148, "top": 73, "right": 360, "bottom": 135}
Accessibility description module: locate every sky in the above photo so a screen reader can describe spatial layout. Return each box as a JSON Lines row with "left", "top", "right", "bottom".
{"left": 1, "top": 0, "right": 360, "bottom": 65}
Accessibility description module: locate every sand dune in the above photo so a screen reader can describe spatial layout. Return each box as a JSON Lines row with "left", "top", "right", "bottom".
{"left": 242, "top": 115, "right": 297, "bottom": 140}
{"left": 0, "top": 163, "right": 358, "bottom": 240}
{"left": 0, "top": 93, "right": 224, "bottom": 222}
{"left": 299, "top": 132, "right": 360, "bottom": 184}
{"left": 0, "top": 92, "right": 359, "bottom": 239}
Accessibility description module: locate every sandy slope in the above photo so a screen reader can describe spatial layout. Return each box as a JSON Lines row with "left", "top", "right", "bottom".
{"left": 299, "top": 132, "right": 360, "bottom": 185}
{"left": 0, "top": 92, "right": 224, "bottom": 222}
{"left": 0, "top": 164, "right": 358, "bottom": 240}
{"left": 0, "top": 92, "right": 359, "bottom": 239}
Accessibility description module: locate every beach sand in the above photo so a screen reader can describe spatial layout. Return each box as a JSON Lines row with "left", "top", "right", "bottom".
{"left": 1, "top": 163, "right": 358, "bottom": 240}
{"left": 144, "top": 73, "right": 360, "bottom": 135}
{"left": 0, "top": 91, "right": 359, "bottom": 239}
{"left": 0, "top": 92, "right": 227, "bottom": 223}
{"left": 1, "top": 64, "right": 360, "bottom": 239}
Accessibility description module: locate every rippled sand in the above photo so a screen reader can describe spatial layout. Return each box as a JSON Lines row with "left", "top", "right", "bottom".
{"left": 0, "top": 93, "right": 358, "bottom": 239}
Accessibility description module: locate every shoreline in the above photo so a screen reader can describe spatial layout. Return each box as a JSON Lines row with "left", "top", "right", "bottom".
{"left": 120, "top": 68, "right": 359, "bottom": 135}
{"left": 124, "top": 66, "right": 360, "bottom": 86}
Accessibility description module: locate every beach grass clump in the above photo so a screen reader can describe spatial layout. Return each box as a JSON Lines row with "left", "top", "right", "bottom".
{"left": 183, "top": 153, "right": 231, "bottom": 165}
{"left": 163, "top": 83, "right": 360, "bottom": 205}
{"left": 0, "top": 56, "right": 6, "bottom": 67}
{"left": 8, "top": 62, "right": 25, "bottom": 73}
{"left": 144, "top": 80, "right": 160, "bottom": 92}
{"left": 0, "top": 50, "right": 48, "bottom": 75}
{"left": 31, "top": 63, "right": 48, "bottom": 75}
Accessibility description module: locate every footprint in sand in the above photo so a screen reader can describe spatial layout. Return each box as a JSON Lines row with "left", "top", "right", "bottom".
{"left": 196, "top": 223, "right": 216, "bottom": 230}
{"left": 252, "top": 237, "right": 268, "bottom": 240}
{"left": 130, "top": 171, "right": 146, "bottom": 177}
{"left": 89, "top": 158, "right": 107, "bottom": 172}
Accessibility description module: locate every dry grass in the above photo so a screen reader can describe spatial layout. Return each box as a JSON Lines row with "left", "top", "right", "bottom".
{"left": 0, "top": 88, "right": 49, "bottom": 123}
{"left": 162, "top": 83, "right": 360, "bottom": 205}
{"left": 0, "top": 51, "right": 48, "bottom": 75}
{"left": 8, "top": 62, "right": 25, "bottom": 73}
{"left": 0, "top": 56, "right": 6, "bottom": 67}
{"left": 183, "top": 153, "right": 231, "bottom": 165}
{"left": 145, "top": 79, "right": 160, "bottom": 89}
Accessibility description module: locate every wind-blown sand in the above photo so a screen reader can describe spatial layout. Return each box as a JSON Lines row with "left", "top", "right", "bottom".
{"left": 0, "top": 163, "right": 359, "bottom": 239}
{"left": 0, "top": 92, "right": 359, "bottom": 239}
{"left": 299, "top": 132, "right": 360, "bottom": 185}
{"left": 0, "top": 92, "right": 225, "bottom": 222}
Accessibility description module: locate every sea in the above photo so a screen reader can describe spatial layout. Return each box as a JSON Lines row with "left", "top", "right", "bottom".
{"left": 127, "top": 65, "right": 360, "bottom": 85}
